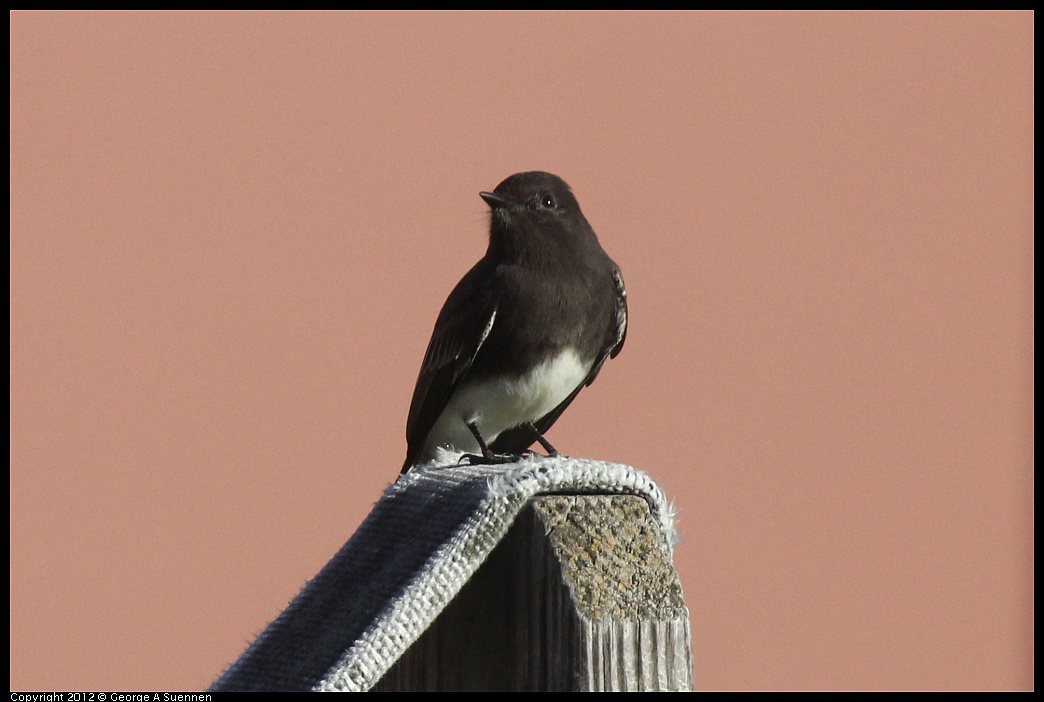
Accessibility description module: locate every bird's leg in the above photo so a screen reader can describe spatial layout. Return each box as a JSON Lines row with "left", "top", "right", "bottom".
{"left": 467, "top": 421, "right": 494, "bottom": 457}
{"left": 525, "top": 422, "right": 561, "bottom": 457}
{"left": 459, "top": 421, "right": 519, "bottom": 465}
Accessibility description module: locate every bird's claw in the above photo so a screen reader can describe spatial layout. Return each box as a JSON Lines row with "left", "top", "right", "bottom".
{"left": 458, "top": 451, "right": 522, "bottom": 465}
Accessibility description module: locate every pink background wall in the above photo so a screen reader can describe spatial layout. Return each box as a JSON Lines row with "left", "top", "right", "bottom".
{"left": 10, "top": 12, "right": 1033, "bottom": 691}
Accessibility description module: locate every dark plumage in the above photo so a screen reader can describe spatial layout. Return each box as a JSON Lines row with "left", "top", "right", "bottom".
{"left": 402, "top": 171, "right": 627, "bottom": 474}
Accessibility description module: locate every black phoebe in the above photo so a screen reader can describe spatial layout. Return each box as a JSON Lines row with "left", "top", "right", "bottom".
{"left": 401, "top": 171, "right": 627, "bottom": 474}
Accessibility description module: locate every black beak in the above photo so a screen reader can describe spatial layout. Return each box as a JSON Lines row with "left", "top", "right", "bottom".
{"left": 480, "top": 191, "right": 517, "bottom": 209}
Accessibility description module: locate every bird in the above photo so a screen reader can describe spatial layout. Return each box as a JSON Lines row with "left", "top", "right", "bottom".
{"left": 400, "top": 171, "right": 627, "bottom": 474}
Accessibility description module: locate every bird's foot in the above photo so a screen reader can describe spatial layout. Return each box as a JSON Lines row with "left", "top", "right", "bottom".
{"left": 459, "top": 451, "right": 523, "bottom": 465}
{"left": 525, "top": 422, "right": 561, "bottom": 457}
{"left": 513, "top": 449, "right": 563, "bottom": 459}
{"left": 458, "top": 421, "right": 524, "bottom": 465}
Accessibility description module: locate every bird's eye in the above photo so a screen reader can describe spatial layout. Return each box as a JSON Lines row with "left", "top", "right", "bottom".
{"left": 541, "top": 194, "right": 556, "bottom": 209}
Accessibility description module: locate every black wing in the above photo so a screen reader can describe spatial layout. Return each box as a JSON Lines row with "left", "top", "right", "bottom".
{"left": 402, "top": 258, "right": 498, "bottom": 473}
{"left": 489, "top": 262, "right": 628, "bottom": 455}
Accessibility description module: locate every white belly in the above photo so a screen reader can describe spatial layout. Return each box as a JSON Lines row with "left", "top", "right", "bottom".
{"left": 421, "top": 348, "right": 590, "bottom": 458}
